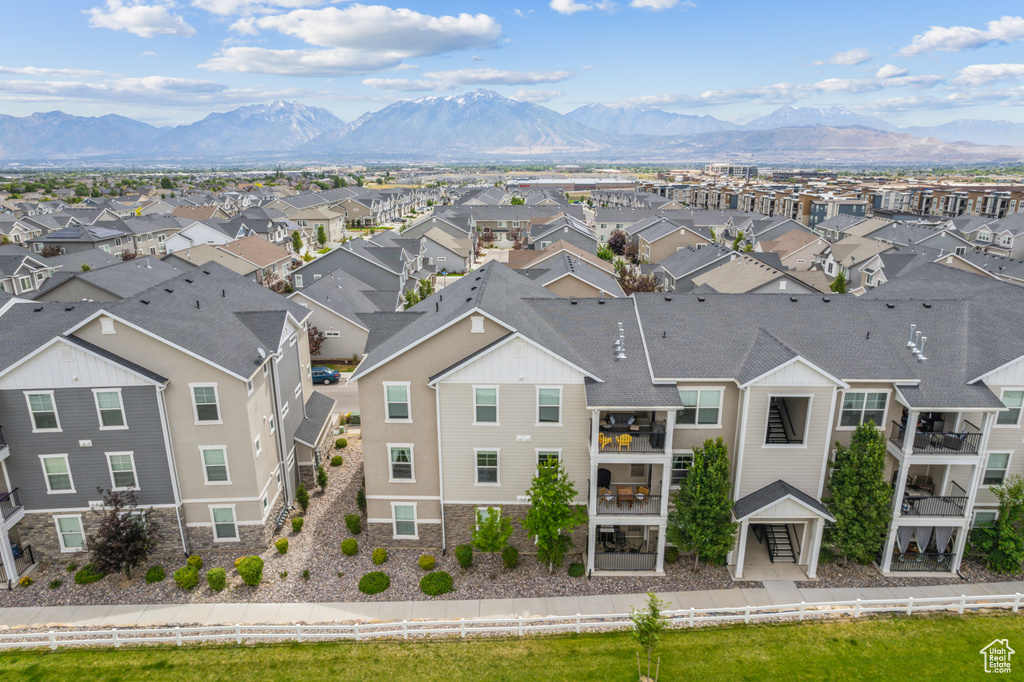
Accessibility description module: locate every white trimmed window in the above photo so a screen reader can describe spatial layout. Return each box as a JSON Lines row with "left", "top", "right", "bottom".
{"left": 94, "top": 389, "right": 127, "bottom": 429}
{"left": 677, "top": 388, "right": 722, "bottom": 426}
{"left": 996, "top": 390, "right": 1023, "bottom": 426}
{"left": 974, "top": 510, "right": 998, "bottom": 528}
{"left": 839, "top": 392, "right": 887, "bottom": 428}
{"left": 389, "top": 445, "right": 414, "bottom": 482}
{"left": 211, "top": 506, "right": 238, "bottom": 541}
{"left": 282, "top": 401, "right": 290, "bottom": 419}
{"left": 26, "top": 391, "right": 61, "bottom": 432}
{"left": 191, "top": 384, "right": 221, "bottom": 423}
{"left": 325, "top": 330, "right": 341, "bottom": 337}
{"left": 983, "top": 453, "right": 1011, "bottom": 486}
{"left": 294, "top": 274, "right": 304, "bottom": 288}
{"left": 384, "top": 382, "right": 411, "bottom": 422}
{"left": 201, "top": 447, "right": 230, "bottom": 484}
{"left": 671, "top": 452, "right": 693, "bottom": 486}
{"left": 269, "top": 416, "right": 276, "bottom": 434}
{"left": 294, "top": 383, "right": 302, "bottom": 399}
{"left": 246, "top": 379, "right": 254, "bottom": 395}
{"left": 537, "top": 450, "right": 560, "bottom": 474}
{"left": 476, "top": 449, "right": 499, "bottom": 485}
{"left": 40, "top": 454, "right": 74, "bottom": 493}
{"left": 474, "top": 386, "right": 498, "bottom": 424}
{"left": 254, "top": 436, "right": 262, "bottom": 458}
{"left": 537, "top": 387, "right": 561, "bottom": 424}
{"left": 392, "top": 503, "right": 417, "bottom": 538}
{"left": 55, "top": 515, "right": 86, "bottom": 552}
{"left": 106, "top": 452, "right": 138, "bottom": 490}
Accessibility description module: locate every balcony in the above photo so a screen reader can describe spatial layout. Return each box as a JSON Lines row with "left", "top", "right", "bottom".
{"left": 0, "top": 489, "right": 23, "bottom": 523}
{"left": 889, "top": 421, "right": 982, "bottom": 455}
{"left": 899, "top": 481, "right": 968, "bottom": 518}
{"left": 0, "top": 544, "right": 34, "bottom": 586}
{"left": 595, "top": 491, "right": 662, "bottom": 516}
{"left": 594, "top": 429, "right": 666, "bottom": 454}
{"left": 889, "top": 552, "right": 955, "bottom": 573}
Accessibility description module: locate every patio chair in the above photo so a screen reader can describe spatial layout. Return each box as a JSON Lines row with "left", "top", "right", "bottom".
{"left": 914, "top": 475, "right": 935, "bottom": 495}
{"left": 598, "top": 433, "right": 613, "bottom": 450}
{"left": 616, "top": 434, "right": 632, "bottom": 451}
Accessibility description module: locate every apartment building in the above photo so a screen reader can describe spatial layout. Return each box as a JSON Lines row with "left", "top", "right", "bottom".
{"left": 0, "top": 264, "right": 336, "bottom": 583}
{"left": 350, "top": 261, "right": 1023, "bottom": 580}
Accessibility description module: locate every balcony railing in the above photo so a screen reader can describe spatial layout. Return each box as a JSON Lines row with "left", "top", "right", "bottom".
{"left": 0, "top": 489, "right": 23, "bottom": 522}
{"left": 0, "top": 544, "right": 34, "bottom": 588}
{"left": 889, "top": 552, "right": 955, "bottom": 573}
{"left": 889, "top": 421, "right": 982, "bottom": 455}
{"left": 0, "top": 425, "right": 6, "bottom": 449}
{"left": 593, "top": 551, "right": 657, "bottom": 572}
{"left": 595, "top": 429, "right": 666, "bottom": 454}
{"left": 900, "top": 481, "right": 968, "bottom": 517}
{"left": 595, "top": 494, "right": 662, "bottom": 516}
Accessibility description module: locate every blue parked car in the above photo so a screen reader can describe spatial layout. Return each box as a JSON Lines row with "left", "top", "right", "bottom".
{"left": 312, "top": 367, "right": 342, "bottom": 385}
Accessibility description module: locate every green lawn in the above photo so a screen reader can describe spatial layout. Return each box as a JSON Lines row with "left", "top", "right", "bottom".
{"left": 3, "top": 613, "right": 1017, "bottom": 681}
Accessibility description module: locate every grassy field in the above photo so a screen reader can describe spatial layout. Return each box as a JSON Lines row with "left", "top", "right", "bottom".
{"left": 2, "top": 613, "right": 1017, "bottom": 681}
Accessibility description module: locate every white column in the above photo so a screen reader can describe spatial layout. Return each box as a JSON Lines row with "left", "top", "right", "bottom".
{"left": 799, "top": 521, "right": 812, "bottom": 566}
{"left": 734, "top": 519, "right": 749, "bottom": 579}
{"left": 659, "top": 462, "right": 672, "bottom": 518}
{"left": 655, "top": 522, "right": 667, "bottom": 573}
{"left": 663, "top": 410, "right": 675, "bottom": 455}
{"left": 0, "top": 524, "right": 18, "bottom": 583}
{"left": 586, "top": 520, "right": 596, "bottom": 573}
{"left": 882, "top": 456, "right": 912, "bottom": 574}
{"left": 806, "top": 519, "right": 825, "bottom": 579}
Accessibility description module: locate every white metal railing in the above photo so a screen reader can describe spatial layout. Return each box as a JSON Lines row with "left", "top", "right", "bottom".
{"left": 0, "top": 593, "right": 1020, "bottom": 650}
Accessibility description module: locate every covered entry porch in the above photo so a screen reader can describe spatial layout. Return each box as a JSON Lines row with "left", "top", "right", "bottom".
{"left": 729, "top": 480, "right": 833, "bottom": 581}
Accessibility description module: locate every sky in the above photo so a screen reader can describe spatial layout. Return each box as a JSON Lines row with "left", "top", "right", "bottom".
{"left": 3, "top": 1, "right": 1024, "bottom": 127}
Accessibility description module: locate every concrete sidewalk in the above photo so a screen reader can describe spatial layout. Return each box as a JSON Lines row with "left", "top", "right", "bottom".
{"left": 2, "top": 580, "right": 1022, "bottom": 629}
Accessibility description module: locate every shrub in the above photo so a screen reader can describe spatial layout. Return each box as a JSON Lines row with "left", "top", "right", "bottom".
{"left": 356, "top": 488, "right": 367, "bottom": 514}
{"left": 74, "top": 563, "right": 105, "bottom": 585}
{"left": 335, "top": 438, "right": 348, "bottom": 449}
{"left": 65, "top": 562, "right": 79, "bottom": 573}
{"left": 330, "top": 455, "right": 344, "bottom": 467}
{"left": 187, "top": 555, "right": 203, "bottom": 570}
{"left": 275, "top": 538, "right": 289, "bottom": 554}
{"left": 292, "top": 517, "right": 304, "bottom": 534}
{"left": 279, "top": 571, "right": 288, "bottom": 580}
{"left": 174, "top": 566, "right": 199, "bottom": 591}
{"left": 316, "top": 466, "right": 329, "bottom": 490}
{"left": 341, "top": 538, "right": 358, "bottom": 556}
{"left": 420, "top": 571, "right": 453, "bottom": 596}
{"left": 234, "top": 557, "right": 244, "bottom": 570}
{"left": 296, "top": 484, "right": 310, "bottom": 514}
{"left": 49, "top": 579, "right": 62, "bottom": 590}
{"left": 568, "top": 562, "right": 585, "bottom": 578}
{"left": 372, "top": 548, "right": 387, "bottom": 565}
{"left": 455, "top": 544, "right": 473, "bottom": 569}
{"left": 18, "top": 576, "right": 33, "bottom": 588}
{"left": 237, "top": 556, "right": 264, "bottom": 586}
{"left": 418, "top": 555, "right": 436, "bottom": 571}
{"left": 145, "top": 565, "right": 165, "bottom": 584}
{"left": 345, "top": 514, "right": 362, "bottom": 535}
{"left": 302, "top": 569, "right": 310, "bottom": 581}
{"left": 664, "top": 547, "right": 680, "bottom": 565}
{"left": 358, "top": 571, "right": 390, "bottom": 595}
{"left": 207, "top": 568, "right": 226, "bottom": 592}
{"left": 502, "top": 546, "right": 519, "bottom": 570}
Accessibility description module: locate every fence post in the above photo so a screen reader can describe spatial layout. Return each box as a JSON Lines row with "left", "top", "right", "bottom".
{"left": 235, "top": 624, "right": 242, "bottom": 645}
{"left": 112, "top": 628, "right": 119, "bottom": 648}
{"left": 906, "top": 597, "right": 913, "bottom": 616}
{"left": 1015, "top": 593, "right": 1021, "bottom": 614}
{"left": 744, "top": 606, "right": 750, "bottom": 624}
{"left": 518, "top": 616, "right": 523, "bottom": 637}
{"left": 355, "top": 623, "right": 361, "bottom": 642}
{"left": 48, "top": 630, "right": 56, "bottom": 651}
{"left": 576, "top": 613, "right": 581, "bottom": 634}
{"left": 175, "top": 626, "right": 182, "bottom": 646}
{"left": 959, "top": 595, "right": 966, "bottom": 615}
{"left": 297, "top": 625, "right": 303, "bottom": 643}
{"left": 799, "top": 602, "right": 805, "bottom": 621}
{"left": 403, "top": 620, "right": 409, "bottom": 640}
{"left": 460, "top": 618, "right": 466, "bottom": 638}
{"left": 688, "top": 607, "right": 694, "bottom": 628}
{"left": 854, "top": 599, "right": 861, "bottom": 618}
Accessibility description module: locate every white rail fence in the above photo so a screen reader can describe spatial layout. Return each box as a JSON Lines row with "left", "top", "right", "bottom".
{"left": 1, "top": 593, "right": 1020, "bottom": 651}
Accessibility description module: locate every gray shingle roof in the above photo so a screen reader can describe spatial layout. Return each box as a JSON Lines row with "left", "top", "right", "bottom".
{"left": 293, "top": 390, "right": 337, "bottom": 447}
{"left": 291, "top": 268, "right": 396, "bottom": 329}
{"left": 733, "top": 480, "right": 834, "bottom": 520}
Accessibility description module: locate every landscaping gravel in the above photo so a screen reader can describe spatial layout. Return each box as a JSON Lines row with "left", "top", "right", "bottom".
{"left": 797, "top": 555, "right": 1024, "bottom": 589}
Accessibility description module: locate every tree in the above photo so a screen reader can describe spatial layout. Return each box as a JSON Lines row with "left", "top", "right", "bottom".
{"left": 291, "top": 230, "right": 303, "bottom": 253}
{"left": 830, "top": 270, "right": 848, "bottom": 294}
{"left": 402, "top": 290, "right": 420, "bottom": 310}
{"left": 87, "top": 488, "right": 160, "bottom": 580}
{"left": 41, "top": 245, "right": 61, "bottom": 258}
{"left": 120, "top": 250, "right": 138, "bottom": 261}
{"left": 472, "top": 506, "right": 513, "bottom": 574}
{"left": 607, "top": 229, "right": 628, "bottom": 255}
{"left": 509, "top": 196, "right": 525, "bottom": 205}
{"left": 307, "top": 325, "right": 325, "bottom": 357}
{"left": 316, "top": 225, "right": 327, "bottom": 246}
{"left": 597, "top": 244, "right": 615, "bottom": 262}
{"left": 825, "top": 421, "right": 892, "bottom": 564}
{"left": 630, "top": 592, "right": 668, "bottom": 681}
{"left": 416, "top": 278, "right": 433, "bottom": 300}
{"left": 666, "top": 437, "right": 737, "bottom": 569}
{"left": 971, "top": 476, "right": 1024, "bottom": 573}
{"left": 623, "top": 239, "right": 640, "bottom": 264}
{"left": 521, "top": 460, "right": 588, "bottom": 573}
{"left": 481, "top": 228, "right": 495, "bottom": 245}
{"left": 333, "top": 176, "right": 346, "bottom": 188}
{"left": 618, "top": 264, "right": 660, "bottom": 296}
{"left": 160, "top": 177, "right": 174, "bottom": 190}
{"left": 260, "top": 272, "right": 293, "bottom": 294}
{"left": 731, "top": 230, "right": 745, "bottom": 251}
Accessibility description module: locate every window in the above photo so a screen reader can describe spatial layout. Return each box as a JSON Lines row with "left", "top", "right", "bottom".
{"left": 191, "top": 384, "right": 221, "bottom": 423}
{"left": 984, "top": 453, "right": 1011, "bottom": 486}
{"left": 294, "top": 383, "right": 302, "bottom": 399}
{"left": 676, "top": 388, "right": 722, "bottom": 426}
{"left": 263, "top": 363, "right": 269, "bottom": 377}
{"left": 201, "top": 447, "right": 230, "bottom": 484}
{"left": 537, "top": 450, "right": 560, "bottom": 468}
{"left": 105, "top": 452, "right": 138, "bottom": 490}
{"left": 537, "top": 387, "right": 561, "bottom": 424}
{"left": 55, "top": 515, "right": 85, "bottom": 552}
{"left": 211, "top": 506, "right": 238, "bottom": 541}
{"left": 40, "top": 454, "right": 74, "bottom": 493}
{"left": 246, "top": 379, "right": 254, "bottom": 395}
{"left": 671, "top": 452, "right": 693, "bottom": 485}
{"left": 294, "top": 275, "right": 303, "bottom": 288}
{"left": 262, "top": 495, "right": 269, "bottom": 513}
{"left": 474, "top": 387, "right": 498, "bottom": 424}
{"left": 19, "top": 276, "right": 31, "bottom": 291}
{"left": 974, "top": 510, "right": 998, "bottom": 528}
{"left": 282, "top": 402, "right": 290, "bottom": 419}
{"left": 392, "top": 504, "right": 417, "bottom": 538}
{"left": 254, "top": 436, "right": 262, "bottom": 458}
{"left": 94, "top": 389, "right": 127, "bottom": 429}
{"left": 389, "top": 445, "right": 414, "bottom": 481}
{"left": 384, "top": 383, "right": 411, "bottom": 421}
{"left": 839, "top": 392, "right": 887, "bottom": 428}
{"left": 997, "top": 390, "right": 1024, "bottom": 426}
{"left": 26, "top": 391, "right": 61, "bottom": 432}
{"left": 476, "top": 450, "right": 499, "bottom": 484}
{"left": 325, "top": 330, "right": 341, "bottom": 337}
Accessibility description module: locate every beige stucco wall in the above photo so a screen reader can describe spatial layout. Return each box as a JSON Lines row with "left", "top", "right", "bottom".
{"left": 544, "top": 275, "right": 607, "bottom": 299}
{"left": 644, "top": 230, "right": 710, "bottom": 263}
{"left": 671, "top": 382, "right": 741, "bottom": 455}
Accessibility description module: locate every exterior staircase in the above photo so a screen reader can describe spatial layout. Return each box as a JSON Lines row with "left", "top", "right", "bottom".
{"left": 764, "top": 524, "right": 796, "bottom": 563}
{"left": 766, "top": 399, "right": 789, "bottom": 444}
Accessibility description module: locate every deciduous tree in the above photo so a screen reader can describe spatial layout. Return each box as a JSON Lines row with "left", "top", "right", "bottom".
{"left": 307, "top": 325, "right": 325, "bottom": 357}
{"left": 826, "top": 421, "right": 892, "bottom": 564}
{"left": 87, "top": 488, "right": 160, "bottom": 580}
{"left": 522, "top": 461, "right": 588, "bottom": 573}
{"left": 972, "top": 476, "right": 1024, "bottom": 573}
{"left": 667, "top": 437, "right": 737, "bottom": 569}
{"left": 830, "top": 270, "right": 848, "bottom": 294}
{"left": 472, "top": 506, "right": 513, "bottom": 574}
{"left": 607, "top": 229, "right": 628, "bottom": 255}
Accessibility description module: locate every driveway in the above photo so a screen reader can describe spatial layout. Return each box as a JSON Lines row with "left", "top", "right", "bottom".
{"left": 312, "top": 377, "right": 360, "bottom": 416}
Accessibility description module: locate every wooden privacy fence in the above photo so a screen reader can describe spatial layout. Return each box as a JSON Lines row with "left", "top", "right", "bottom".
{"left": 0, "top": 592, "right": 1020, "bottom": 650}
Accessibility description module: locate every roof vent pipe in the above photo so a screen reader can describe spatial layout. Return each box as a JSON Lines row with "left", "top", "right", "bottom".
{"left": 906, "top": 323, "right": 916, "bottom": 348}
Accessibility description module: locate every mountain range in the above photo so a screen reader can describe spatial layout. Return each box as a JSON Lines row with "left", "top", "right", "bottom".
{"left": 1, "top": 91, "right": 1023, "bottom": 164}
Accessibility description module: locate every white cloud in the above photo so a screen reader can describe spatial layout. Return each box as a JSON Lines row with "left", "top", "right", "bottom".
{"left": 955, "top": 63, "right": 1024, "bottom": 86}
{"left": 140, "top": 51, "right": 157, "bottom": 56}
{"left": 630, "top": 0, "right": 685, "bottom": 9}
{"left": 86, "top": 1, "right": 197, "bottom": 38}
{"left": 899, "top": 15, "right": 1024, "bottom": 57}
{"left": 550, "top": 0, "right": 593, "bottom": 14}
{"left": 0, "top": 66, "right": 107, "bottom": 77}
{"left": 202, "top": 46, "right": 409, "bottom": 76}
{"left": 363, "top": 68, "right": 572, "bottom": 91}
{"left": 190, "top": 0, "right": 326, "bottom": 16}
{"left": 812, "top": 48, "right": 872, "bottom": 66}
{"left": 511, "top": 88, "right": 563, "bottom": 103}
{"left": 875, "top": 64, "right": 908, "bottom": 79}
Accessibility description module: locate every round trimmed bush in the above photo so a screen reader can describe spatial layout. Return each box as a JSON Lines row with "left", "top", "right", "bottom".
{"left": 358, "top": 571, "right": 390, "bottom": 595}
{"left": 372, "top": 548, "right": 387, "bottom": 565}
{"left": 74, "top": 563, "right": 105, "bottom": 585}
{"left": 330, "top": 455, "right": 344, "bottom": 467}
{"left": 174, "top": 566, "right": 199, "bottom": 591}
{"left": 207, "top": 568, "right": 226, "bottom": 592}
{"left": 418, "top": 554, "right": 436, "bottom": 571}
{"left": 664, "top": 547, "right": 680, "bottom": 565}
{"left": 275, "top": 538, "right": 289, "bottom": 554}
{"left": 341, "top": 538, "right": 358, "bottom": 556}
{"left": 234, "top": 556, "right": 244, "bottom": 570}
{"left": 145, "top": 565, "right": 165, "bottom": 584}
{"left": 344, "top": 514, "right": 361, "bottom": 535}
{"left": 420, "top": 571, "right": 453, "bottom": 596}
{"left": 187, "top": 554, "right": 203, "bottom": 570}
{"left": 292, "top": 517, "right": 304, "bottom": 534}
{"left": 335, "top": 438, "right": 348, "bottom": 449}
{"left": 502, "top": 546, "right": 519, "bottom": 570}
{"left": 237, "top": 556, "right": 264, "bottom": 586}
{"left": 568, "top": 562, "right": 585, "bottom": 578}
{"left": 455, "top": 544, "right": 473, "bottom": 569}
